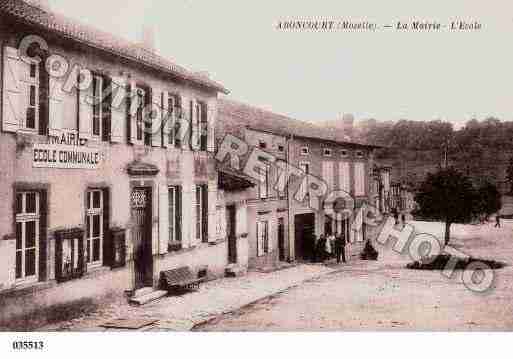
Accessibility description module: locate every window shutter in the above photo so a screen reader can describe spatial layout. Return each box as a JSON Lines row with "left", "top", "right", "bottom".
{"left": 268, "top": 220, "right": 273, "bottom": 252}
{"left": 48, "top": 74, "right": 65, "bottom": 136}
{"left": 175, "top": 186, "right": 182, "bottom": 244}
{"left": 78, "top": 72, "right": 94, "bottom": 139}
{"left": 102, "top": 189, "right": 111, "bottom": 266}
{"left": 339, "top": 162, "right": 350, "bottom": 193}
{"left": 201, "top": 184, "right": 208, "bottom": 243}
{"left": 2, "top": 47, "right": 23, "bottom": 133}
{"left": 207, "top": 102, "right": 216, "bottom": 152}
{"left": 158, "top": 184, "right": 169, "bottom": 255}
{"left": 191, "top": 186, "right": 198, "bottom": 247}
{"left": 110, "top": 76, "right": 125, "bottom": 143}
{"left": 257, "top": 222, "right": 264, "bottom": 257}
{"left": 38, "top": 190, "right": 47, "bottom": 281}
{"left": 354, "top": 162, "right": 365, "bottom": 196}
{"left": 160, "top": 91, "right": 168, "bottom": 148}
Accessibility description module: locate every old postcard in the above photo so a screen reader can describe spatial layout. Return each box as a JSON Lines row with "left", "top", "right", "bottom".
{"left": 0, "top": 0, "right": 512, "bottom": 357}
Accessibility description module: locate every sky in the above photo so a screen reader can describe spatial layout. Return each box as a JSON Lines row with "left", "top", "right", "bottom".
{"left": 48, "top": 0, "right": 513, "bottom": 128}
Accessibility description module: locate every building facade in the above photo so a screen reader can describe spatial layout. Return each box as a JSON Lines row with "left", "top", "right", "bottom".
{"left": 217, "top": 99, "right": 379, "bottom": 266}
{"left": 0, "top": 0, "right": 249, "bottom": 326}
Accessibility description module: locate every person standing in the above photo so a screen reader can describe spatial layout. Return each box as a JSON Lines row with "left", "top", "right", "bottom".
{"left": 335, "top": 233, "right": 347, "bottom": 263}
{"left": 495, "top": 215, "right": 501, "bottom": 228}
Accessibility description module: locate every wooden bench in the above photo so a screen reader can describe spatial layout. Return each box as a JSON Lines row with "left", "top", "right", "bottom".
{"left": 160, "top": 266, "right": 202, "bottom": 292}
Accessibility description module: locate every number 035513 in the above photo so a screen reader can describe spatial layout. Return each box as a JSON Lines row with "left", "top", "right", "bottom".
{"left": 12, "top": 341, "right": 44, "bottom": 350}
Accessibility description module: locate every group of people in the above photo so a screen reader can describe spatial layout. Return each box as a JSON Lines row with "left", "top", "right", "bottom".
{"left": 313, "top": 232, "right": 347, "bottom": 264}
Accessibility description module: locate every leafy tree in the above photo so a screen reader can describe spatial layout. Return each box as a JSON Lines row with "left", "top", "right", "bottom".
{"left": 414, "top": 168, "right": 477, "bottom": 245}
{"left": 506, "top": 157, "right": 513, "bottom": 194}
{"left": 474, "top": 181, "right": 502, "bottom": 221}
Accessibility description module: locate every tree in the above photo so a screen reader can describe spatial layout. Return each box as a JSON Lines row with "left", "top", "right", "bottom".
{"left": 506, "top": 157, "right": 513, "bottom": 194}
{"left": 414, "top": 168, "right": 476, "bottom": 245}
{"left": 474, "top": 181, "right": 502, "bottom": 221}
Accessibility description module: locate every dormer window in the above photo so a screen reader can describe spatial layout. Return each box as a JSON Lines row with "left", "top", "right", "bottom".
{"left": 300, "top": 146, "right": 309, "bottom": 156}
{"left": 259, "top": 141, "right": 267, "bottom": 149}
{"left": 323, "top": 148, "right": 332, "bottom": 157}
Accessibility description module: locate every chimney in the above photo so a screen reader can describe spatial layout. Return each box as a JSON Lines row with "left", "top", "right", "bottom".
{"left": 25, "top": 0, "right": 51, "bottom": 11}
{"left": 341, "top": 113, "right": 354, "bottom": 139}
{"left": 139, "top": 25, "right": 156, "bottom": 53}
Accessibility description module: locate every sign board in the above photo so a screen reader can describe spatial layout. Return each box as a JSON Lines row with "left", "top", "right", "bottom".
{"left": 33, "top": 143, "right": 102, "bottom": 169}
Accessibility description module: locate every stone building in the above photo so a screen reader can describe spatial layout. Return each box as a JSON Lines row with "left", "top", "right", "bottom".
{"left": 217, "top": 99, "right": 380, "bottom": 266}
{"left": 0, "top": 0, "right": 249, "bottom": 326}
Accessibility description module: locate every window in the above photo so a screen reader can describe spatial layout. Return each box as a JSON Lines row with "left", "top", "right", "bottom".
{"left": 300, "top": 146, "right": 309, "bottom": 155}
{"left": 356, "top": 150, "right": 364, "bottom": 158}
{"left": 168, "top": 186, "right": 182, "bottom": 249}
{"left": 25, "top": 62, "right": 39, "bottom": 130}
{"left": 277, "top": 144, "right": 284, "bottom": 152}
{"left": 195, "top": 185, "right": 208, "bottom": 243}
{"left": 323, "top": 148, "right": 332, "bottom": 157}
{"left": 15, "top": 192, "right": 40, "bottom": 282}
{"left": 341, "top": 149, "right": 348, "bottom": 157}
{"left": 190, "top": 100, "right": 201, "bottom": 150}
{"left": 259, "top": 141, "right": 267, "bottom": 149}
{"left": 86, "top": 190, "right": 103, "bottom": 265}
{"left": 258, "top": 165, "right": 270, "bottom": 199}
{"left": 256, "top": 221, "right": 269, "bottom": 256}
{"left": 166, "top": 94, "right": 176, "bottom": 146}
{"left": 200, "top": 102, "right": 208, "bottom": 151}
{"left": 172, "top": 94, "right": 182, "bottom": 148}
{"left": 92, "top": 75, "right": 102, "bottom": 137}
{"left": 135, "top": 87, "right": 145, "bottom": 143}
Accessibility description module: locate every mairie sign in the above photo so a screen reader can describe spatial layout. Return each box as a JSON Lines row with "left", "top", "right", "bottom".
{"left": 33, "top": 143, "right": 102, "bottom": 169}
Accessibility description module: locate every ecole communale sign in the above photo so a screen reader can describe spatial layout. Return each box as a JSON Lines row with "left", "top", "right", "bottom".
{"left": 33, "top": 134, "right": 102, "bottom": 169}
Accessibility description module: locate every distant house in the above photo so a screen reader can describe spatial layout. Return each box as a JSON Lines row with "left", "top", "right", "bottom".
{"left": 217, "top": 99, "right": 381, "bottom": 265}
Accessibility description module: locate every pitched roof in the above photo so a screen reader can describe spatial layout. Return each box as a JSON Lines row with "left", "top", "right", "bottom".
{"left": 217, "top": 98, "right": 381, "bottom": 149}
{"left": 0, "top": 0, "right": 228, "bottom": 94}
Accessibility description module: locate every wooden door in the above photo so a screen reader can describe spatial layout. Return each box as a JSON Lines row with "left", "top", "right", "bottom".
{"left": 278, "top": 217, "right": 285, "bottom": 261}
{"left": 227, "top": 205, "right": 237, "bottom": 264}
{"left": 131, "top": 187, "right": 153, "bottom": 289}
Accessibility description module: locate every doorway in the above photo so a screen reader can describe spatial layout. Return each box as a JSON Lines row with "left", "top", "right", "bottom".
{"left": 294, "top": 213, "right": 316, "bottom": 261}
{"left": 227, "top": 205, "right": 237, "bottom": 264}
{"left": 131, "top": 187, "right": 153, "bottom": 289}
{"left": 278, "top": 217, "right": 285, "bottom": 261}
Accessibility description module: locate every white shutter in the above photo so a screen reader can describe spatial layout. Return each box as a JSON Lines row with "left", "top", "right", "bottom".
{"left": 268, "top": 220, "right": 273, "bottom": 252}
{"left": 49, "top": 74, "right": 65, "bottom": 136}
{"left": 256, "top": 222, "right": 263, "bottom": 257}
{"left": 207, "top": 184, "right": 216, "bottom": 243}
{"left": 110, "top": 76, "right": 125, "bottom": 143}
{"left": 207, "top": 100, "right": 216, "bottom": 152}
{"left": 78, "top": 71, "right": 94, "bottom": 139}
{"left": 158, "top": 184, "right": 169, "bottom": 255}
{"left": 339, "top": 162, "right": 350, "bottom": 193}
{"left": 354, "top": 162, "right": 365, "bottom": 196}
{"left": 2, "top": 47, "right": 22, "bottom": 133}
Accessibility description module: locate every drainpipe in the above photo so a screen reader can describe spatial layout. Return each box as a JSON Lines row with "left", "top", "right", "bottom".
{"left": 286, "top": 134, "right": 294, "bottom": 262}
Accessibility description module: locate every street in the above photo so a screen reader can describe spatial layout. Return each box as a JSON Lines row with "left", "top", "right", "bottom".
{"left": 196, "top": 221, "right": 513, "bottom": 331}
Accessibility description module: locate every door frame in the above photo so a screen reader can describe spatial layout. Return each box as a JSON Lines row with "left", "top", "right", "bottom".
{"left": 129, "top": 179, "right": 156, "bottom": 290}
